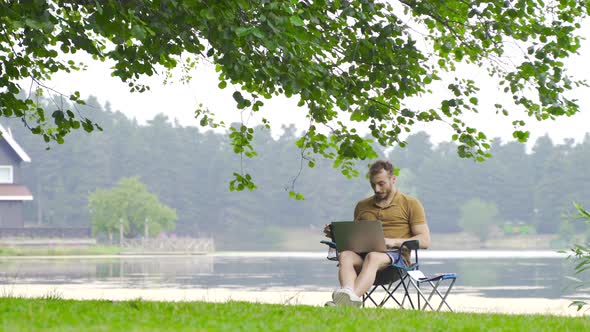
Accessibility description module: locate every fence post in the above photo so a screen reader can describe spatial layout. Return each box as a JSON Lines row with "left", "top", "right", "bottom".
{"left": 119, "top": 218, "right": 124, "bottom": 245}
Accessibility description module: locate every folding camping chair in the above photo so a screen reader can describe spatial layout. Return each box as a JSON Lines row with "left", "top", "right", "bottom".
{"left": 321, "top": 238, "right": 457, "bottom": 311}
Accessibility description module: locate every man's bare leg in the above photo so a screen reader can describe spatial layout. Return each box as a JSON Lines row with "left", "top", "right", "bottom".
{"left": 338, "top": 251, "right": 363, "bottom": 290}
{"left": 353, "top": 252, "right": 392, "bottom": 297}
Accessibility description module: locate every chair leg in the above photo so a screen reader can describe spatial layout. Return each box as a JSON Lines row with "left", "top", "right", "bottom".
{"left": 407, "top": 277, "right": 436, "bottom": 311}
{"left": 364, "top": 286, "right": 382, "bottom": 307}
{"left": 363, "top": 280, "right": 406, "bottom": 309}
{"left": 380, "top": 272, "right": 412, "bottom": 309}
{"left": 417, "top": 281, "right": 421, "bottom": 310}
{"left": 429, "top": 278, "right": 456, "bottom": 312}
{"left": 365, "top": 267, "right": 450, "bottom": 310}
{"left": 440, "top": 278, "right": 456, "bottom": 312}
{"left": 398, "top": 273, "right": 416, "bottom": 310}
{"left": 398, "top": 277, "right": 409, "bottom": 308}
{"left": 421, "top": 278, "right": 456, "bottom": 312}
{"left": 379, "top": 284, "right": 403, "bottom": 308}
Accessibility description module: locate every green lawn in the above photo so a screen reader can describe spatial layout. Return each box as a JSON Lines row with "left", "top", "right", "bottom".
{"left": 0, "top": 298, "right": 588, "bottom": 332}
{"left": 0, "top": 245, "right": 123, "bottom": 256}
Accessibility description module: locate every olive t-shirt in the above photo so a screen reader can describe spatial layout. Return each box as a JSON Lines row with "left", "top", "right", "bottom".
{"left": 353, "top": 190, "right": 426, "bottom": 263}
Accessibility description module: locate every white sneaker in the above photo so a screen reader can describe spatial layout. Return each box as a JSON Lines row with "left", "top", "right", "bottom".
{"left": 324, "top": 300, "right": 336, "bottom": 307}
{"left": 332, "top": 288, "right": 362, "bottom": 307}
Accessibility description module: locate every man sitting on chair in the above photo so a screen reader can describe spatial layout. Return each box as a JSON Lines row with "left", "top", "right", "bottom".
{"left": 323, "top": 160, "right": 431, "bottom": 307}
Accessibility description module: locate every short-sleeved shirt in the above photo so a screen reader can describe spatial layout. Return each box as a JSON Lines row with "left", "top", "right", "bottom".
{"left": 353, "top": 190, "right": 426, "bottom": 263}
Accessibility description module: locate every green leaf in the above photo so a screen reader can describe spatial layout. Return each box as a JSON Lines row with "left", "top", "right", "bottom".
{"left": 232, "top": 91, "right": 244, "bottom": 103}
{"left": 289, "top": 16, "right": 305, "bottom": 27}
{"left": 235, "top": 27, "right": 252, "bottom": 37}
{"left": 130, "top": 25, "right": 147, "bottom": 40}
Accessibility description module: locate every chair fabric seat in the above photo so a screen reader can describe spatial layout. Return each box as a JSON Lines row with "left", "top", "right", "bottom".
{"left": 418, "top": 273, "right": 457, "bottom": 282}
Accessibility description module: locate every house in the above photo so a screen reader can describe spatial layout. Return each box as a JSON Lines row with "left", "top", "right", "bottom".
{"left": 0, "top": 123, "right": 33, "bottom": 228}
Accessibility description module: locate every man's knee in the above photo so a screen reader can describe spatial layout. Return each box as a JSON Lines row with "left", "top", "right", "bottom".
{"left": 363, "top": 252, "right": 390, "bottom": 268}
{"left": 339, "top": 251, "right": 360, "bottom": 265}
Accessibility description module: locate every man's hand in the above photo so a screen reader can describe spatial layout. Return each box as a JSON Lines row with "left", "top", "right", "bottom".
{"left": 323, "top": 224, "right": 332, "bottom": 238}
{"left": 385, "top": 238, "right": 403, "bottom": 249}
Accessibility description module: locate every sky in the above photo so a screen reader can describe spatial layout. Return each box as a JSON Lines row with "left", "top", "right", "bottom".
{"left": 34, "top": 20, "right": 590, "bottom": 151}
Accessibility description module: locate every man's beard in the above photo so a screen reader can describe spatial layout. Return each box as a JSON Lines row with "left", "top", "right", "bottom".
{"left": 375, "top": 191, "right": 389, "bottom": 201}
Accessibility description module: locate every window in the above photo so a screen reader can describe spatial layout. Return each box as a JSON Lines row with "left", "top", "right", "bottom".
{"left": 0, "top": 165, "right": 13, "bottom": 183}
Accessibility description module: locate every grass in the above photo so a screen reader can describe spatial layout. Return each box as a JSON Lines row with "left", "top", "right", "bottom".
{"left": 0, "top": 245, "right": 123, "bottom": 256}
{"left": 0, "top": 298, "right": 588, "bottom": 332}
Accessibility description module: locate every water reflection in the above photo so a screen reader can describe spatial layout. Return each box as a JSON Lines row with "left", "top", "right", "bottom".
{"left": 421, "top": 258, "right": 584, "bottom": 299}
{"left": 0, "top": 253, "right": 588, "bottom": 299}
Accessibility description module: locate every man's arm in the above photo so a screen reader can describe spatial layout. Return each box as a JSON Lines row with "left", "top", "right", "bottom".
{"left": 384, "top": 224, "right": 431, "bottom": 249}
{"left": 324, "top": 202, "right": 361, "bottom": 238}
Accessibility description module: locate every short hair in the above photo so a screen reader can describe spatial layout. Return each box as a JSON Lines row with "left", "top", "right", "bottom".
{"left": 369, "top": 160, "right": 395, "bottom": 177}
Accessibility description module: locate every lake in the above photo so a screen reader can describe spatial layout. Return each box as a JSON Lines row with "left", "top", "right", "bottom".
{"left": 0, "top": 251, "right": 588, "bottom": 300}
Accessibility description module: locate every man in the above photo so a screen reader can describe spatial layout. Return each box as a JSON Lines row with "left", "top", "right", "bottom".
{"left": 323, "top": 160, "right": 430, "bottom": 307}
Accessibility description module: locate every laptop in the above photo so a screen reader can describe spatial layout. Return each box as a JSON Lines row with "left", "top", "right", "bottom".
{"left": 331, "top": 220, "right": 387, "bottom": 253}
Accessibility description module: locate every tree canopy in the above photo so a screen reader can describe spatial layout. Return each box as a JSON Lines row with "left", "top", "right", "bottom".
{"left": 88, "top": 177, "right": 177, "bottom": 241}
{"left": 1, "top": 0, "right": 588, "bottom": 188}
{"left": 459, "top": 198, "right": 500, "bottom": 241}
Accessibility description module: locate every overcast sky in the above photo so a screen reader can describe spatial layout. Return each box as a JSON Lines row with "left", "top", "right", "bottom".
{"left": 35, "top": 22, "right": 590, "bottom": 150}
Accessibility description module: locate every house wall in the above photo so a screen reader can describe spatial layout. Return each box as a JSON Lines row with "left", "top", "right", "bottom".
{"left": 0, "top": 201, "right": 24, "bottom": 228}
{"left": 0, "top": 141, "right": 21, "bottom": 183}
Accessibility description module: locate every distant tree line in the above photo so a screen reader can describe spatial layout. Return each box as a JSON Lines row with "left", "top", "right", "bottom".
{"left": 3, "top": 96, "right": 590, "bottom": 249}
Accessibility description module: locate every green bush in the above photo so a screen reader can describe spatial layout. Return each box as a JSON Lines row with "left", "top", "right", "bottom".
{"left": 564, "top": 203, "right": 590, "bottom": 310}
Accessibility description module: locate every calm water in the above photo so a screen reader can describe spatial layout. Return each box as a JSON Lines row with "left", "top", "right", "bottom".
{"left": 0, "top": 251, "right": 588, "bottom": 299}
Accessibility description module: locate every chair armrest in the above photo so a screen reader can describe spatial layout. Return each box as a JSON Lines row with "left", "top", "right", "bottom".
{"left": 320, "top": 240, "right": 337, "bottom": 249}
{"left": 389, "top": 240, "right": 419, "bottom": 251}
{"left": 400, "top": 240, "right": 419, "bottom": 250}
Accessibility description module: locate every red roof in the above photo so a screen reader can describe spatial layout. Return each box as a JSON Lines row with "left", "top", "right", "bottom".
{"left": 0, "top": 184, "right": 33, "bottom": 200}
